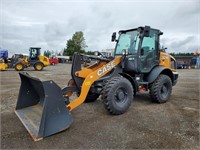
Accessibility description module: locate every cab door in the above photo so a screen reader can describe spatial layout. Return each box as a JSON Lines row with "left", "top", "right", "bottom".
{"left": 139, "top": 29, "right": 159, "bottom": 73}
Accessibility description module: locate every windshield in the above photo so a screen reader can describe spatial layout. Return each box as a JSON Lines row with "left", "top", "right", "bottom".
{"left": 115, "top": 30, "right": 140, "bottom": 55}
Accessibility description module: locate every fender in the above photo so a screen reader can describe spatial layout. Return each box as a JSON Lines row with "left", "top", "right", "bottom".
{"left": 147, "top": 66, "right": 174, "bottom": 84}
{"left": 119, "top": 73, "right": 138, "bottom": 95}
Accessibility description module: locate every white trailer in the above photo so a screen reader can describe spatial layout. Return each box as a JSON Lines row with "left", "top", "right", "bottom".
{"left": 56, "top": 55, "right": 71, "bottom": 63}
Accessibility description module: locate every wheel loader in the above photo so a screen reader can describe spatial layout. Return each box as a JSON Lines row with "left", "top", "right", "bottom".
{"left": 0, "top": 47, "right": 49, "bottom": 71}
{"left": 15, "top": 26, "right": 178, "bottom": 141}
{"left": 15, "top": 47, "right": 50, "bottom": 71}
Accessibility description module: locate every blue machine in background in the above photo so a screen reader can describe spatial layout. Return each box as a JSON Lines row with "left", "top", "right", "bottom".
{"left": 0, "top": 50, "right": 8, "bottom": 59}
{"left": 0, "top": 50, "right": 9, "bottom": 70}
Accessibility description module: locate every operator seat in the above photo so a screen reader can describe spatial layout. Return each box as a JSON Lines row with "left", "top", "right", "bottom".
{"left": 141, "top": 46, "right": 154, "bottom": 69}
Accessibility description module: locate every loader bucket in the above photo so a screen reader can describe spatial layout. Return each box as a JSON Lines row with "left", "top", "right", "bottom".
{"left": 15, "top": 72, "right": 73, "bottom": 141}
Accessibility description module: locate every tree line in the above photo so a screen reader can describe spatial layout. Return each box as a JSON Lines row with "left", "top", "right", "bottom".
{"left": 169, "top": 53, "right": 196, "bottom": 57}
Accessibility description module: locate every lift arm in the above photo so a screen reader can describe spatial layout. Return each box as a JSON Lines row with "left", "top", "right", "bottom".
{"left": 67, "top": 56, "right": 122, "bottom": 111}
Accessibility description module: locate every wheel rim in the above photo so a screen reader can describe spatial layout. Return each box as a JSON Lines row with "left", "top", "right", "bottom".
{"left": 36, "top": 64, "right": 42, "bottom": 70}
{"left": 115, "top": 88, "right": 128, "bottom": 104}
{"left": 160, "top": 83, "right": 169, "bottom": 99}
{"left": 17, "top": 64, "right": 22, "bottom": 70}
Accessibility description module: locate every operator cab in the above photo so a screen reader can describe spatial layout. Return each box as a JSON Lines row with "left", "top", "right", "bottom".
{"left": 113, "top": 26, "right": 162, "bottom": 74}
{"left": 29, "top": 47, "right": 41, "bottom": 60}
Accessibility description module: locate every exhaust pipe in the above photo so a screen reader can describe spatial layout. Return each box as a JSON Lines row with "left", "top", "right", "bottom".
{"left": 15, "top": 72, "right": 73, "bottom": 141}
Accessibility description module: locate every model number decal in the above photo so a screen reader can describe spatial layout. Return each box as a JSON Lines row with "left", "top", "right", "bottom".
{"left": 97, "top": 61, "right": 116, "bottom": 76}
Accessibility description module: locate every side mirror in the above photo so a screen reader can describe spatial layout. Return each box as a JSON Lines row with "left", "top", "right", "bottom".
{"left": 159, "top": 31, "right": 163, "bottom": 35}
{"left": 111, "top": 32, "right": 116, "bottom": 42}
{"left": 143, "top": 26, "right": 150, "bottom": 37}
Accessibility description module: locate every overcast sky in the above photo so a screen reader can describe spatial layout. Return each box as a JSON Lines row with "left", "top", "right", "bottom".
{"left": 1, "top": 0, "right": 199, "bottom": 56}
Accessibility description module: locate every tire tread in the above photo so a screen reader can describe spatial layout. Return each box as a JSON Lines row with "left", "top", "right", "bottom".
{"left": 102, "top": 76, "right": 133, "bottom": 115}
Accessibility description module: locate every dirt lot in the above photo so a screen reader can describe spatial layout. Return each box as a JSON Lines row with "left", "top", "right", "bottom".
{"left": 0, "top": 64, "right": 199, "bottom": 149}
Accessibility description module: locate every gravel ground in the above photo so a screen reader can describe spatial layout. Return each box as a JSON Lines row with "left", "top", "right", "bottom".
{"left": 0, "top": 64, "right": 199, "bottom": 149}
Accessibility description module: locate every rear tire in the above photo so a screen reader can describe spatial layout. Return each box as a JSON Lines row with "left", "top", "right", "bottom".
{"left": 150, "top": 74, "right": 172, "bottom": 103}
{"left": 102, "top": 76, "right": 133, "bottom": 115}
{"left": 34, "top": 62, "right": 44, "bottom": 71}
{"left": 15, "top": 62, "right": 24, "bottom": 71}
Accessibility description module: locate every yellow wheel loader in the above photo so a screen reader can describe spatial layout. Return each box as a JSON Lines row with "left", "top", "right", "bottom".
{"left": 0, "top": 47, "right": 49, "bottom": 71}
{"left": 15, "top": 26, "right": 178, "bottom": 141}
{"left": 14, "top": 47, "right": 49, "bottom": 71}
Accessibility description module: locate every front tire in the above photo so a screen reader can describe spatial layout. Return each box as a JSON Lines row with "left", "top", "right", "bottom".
{"left": 150, "top": 74, "right": 172, "bottom": 103}
{"left": 34, "top": 62, "right": 44, "bottom": 71}
{"left": 15, "top": 62, "right": 24, "bottom": 71}
{"left": 102, "top": 76, "right": 133, "bottom": 115}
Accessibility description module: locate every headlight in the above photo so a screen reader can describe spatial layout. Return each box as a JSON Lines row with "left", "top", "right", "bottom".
{"left": 122, "top": 49, "right": 128, "bottom": 55}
